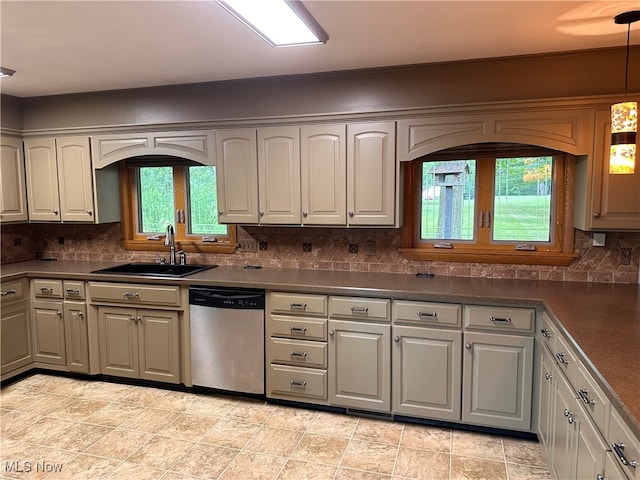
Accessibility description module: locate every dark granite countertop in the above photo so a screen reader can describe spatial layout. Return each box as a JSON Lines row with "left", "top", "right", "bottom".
{"left": 2, "top": 260, "right": 639, "bottom": 437}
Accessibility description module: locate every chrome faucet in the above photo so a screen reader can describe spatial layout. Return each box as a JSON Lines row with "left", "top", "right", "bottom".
{"left": 165, "top": 224, "right": 176, "bottom": 265}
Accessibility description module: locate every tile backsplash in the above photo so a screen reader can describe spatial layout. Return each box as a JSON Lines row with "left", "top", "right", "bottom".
{"left": 1, "top": 223, "right": 639, "bottom": 283}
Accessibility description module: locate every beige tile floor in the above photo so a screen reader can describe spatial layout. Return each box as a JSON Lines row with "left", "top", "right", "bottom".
{"left": 0, "top": 374, "right": 551, "bottom": 479}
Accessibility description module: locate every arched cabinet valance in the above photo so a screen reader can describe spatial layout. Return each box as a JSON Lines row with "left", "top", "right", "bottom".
{"left": 91, "top": 130, "right": 215, "bottom": 168}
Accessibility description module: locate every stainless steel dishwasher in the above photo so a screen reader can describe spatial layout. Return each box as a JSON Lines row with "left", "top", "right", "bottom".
{"left": 189, "top": 286, "right": 265, "bottom": 394}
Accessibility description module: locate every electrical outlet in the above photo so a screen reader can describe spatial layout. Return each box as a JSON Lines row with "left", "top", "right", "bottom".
{"left": 303, "top": 243, "right": 312, "bottom": 252}
{"left": 620, "top": 247, "right": 632, "bottom": 265}
{"left": 238, "top": 239, "right": 257, "bottom": 252}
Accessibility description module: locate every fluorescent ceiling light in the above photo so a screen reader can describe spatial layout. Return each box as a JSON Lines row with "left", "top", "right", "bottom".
{"left": 0, "top": 67, "right": 15, "bottom": 78}
{"left": 217, "top": 0, "right": 328, "bottom": 47}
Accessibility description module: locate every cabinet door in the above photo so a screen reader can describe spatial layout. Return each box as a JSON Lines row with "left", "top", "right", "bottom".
{"left": 138, "top": 309, "right": 180, "bottom": 384}
{"left": 328, "top": 319, "right": 390, "bottom": 411}
{"left": 215, "top": 129, "right": 259, "bottom": 223}
{"left": 98, "top": 306, "right": 139, "bottom": 379}
{"left": 462, "top": 331, "right": 534, "bottom": 430}
{"left": 31, "top": 300, "right": 66, "bottom": 366}
{"left": 0, "top": 302, "right": 32, "bottom": 373}
{"left": 300, "top": 124, "right": 346, "bottom": 225}
{"left": 56, "top": 136, "right": 95, "bottom": 222}
{"left": 24, "top": 138, "right": 61, "bottom": 221}
{"left": 392, "top": 325, "right": 462, "bottom": 421}
{"left": 347, "top": 122, "right": 396, "bottom": 226}
{"left": 64, "top": 302, "right": 89, "bottom": 373}
{"left": 0, "top": 137, "right": 28, "bottom": 223}
{"left": 537, "top": 346, "right": 555, "bottom": 451}
{"left": 258, "top": 126, "right": 301, "bottom": 224}
{"left": 551, "top": 371, "right": 578, "bottom": 480}
{"left": 575, "top": 407, "right": 607, "bottom": 480}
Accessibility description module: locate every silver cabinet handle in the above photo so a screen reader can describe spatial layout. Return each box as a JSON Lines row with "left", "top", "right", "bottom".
{"left": 350, "top": 306, "right": 369, "bottom": 314}
{"left": 65, "top": 288, "right": 80, "bottom": 295}
{"left": 218, "top": 211, "right": 224, "bottom": 216}
{"left": 259, "top": 211, "right": 265, "bottom": 217}
{"left": 302, "top": 211, "right": 308, "bottom": 217}
{"left": 612, "top": 443, "right": 637, "bottom": 468}
{"left": 593, "top": 212, "right": 601, "bottom": 218}
{"left": 545, "top": 372, "right": 552, "bottom": 381}
{"left": 490, "top": 316, "right": 512, "bottom": 323}
{"left": 596, "top": 474, "right": 606, "bottom": 480}
{"left": 123, "top": 291, "right": 139, "bottom": 299}
{"left": 130, "top": 315, "right": 136, "bottom": 321}
{"left": 40, "top": 287, "right": 54, "bottom": 293}
{"left": 564, "top": 409, "right": 574, "bottom": 424}
{"left": 1, "top": 289, "right": 16, "bottom": 296}
{"left": 289, "top": 380, "right": 307, "bottom": 388}
{"left": 556, "top": 352, "right": 569, "bottom": 365}
{"left": 578, "top": 389, "right": 596, "bottom": 406}
{"left": 56, "top": 311, "right": 62, "bottom": 316}
{"left": 540, "top": 328, "right": 550, "bottom": 338}
{"left": 53, "top": 209, "right": 59, "bottom": 215}
{"left": 465, "top": 343, "right": 472, "bottom": 349}
{"left": 418, "top": 311, "right": 437, "bottom": 319}
{"left": 289, "top": 351, "right": 307, "bottom": 358}
{"left": 348, "top": 210, "right": 354, "bottom": 217}
{"left": 290, "top": 303, "right": 307, "bottom": 311}
{"left": 289, "top": 326, "right": 307, "bottom": 334}
{"left": 87, "top": 210, "right": 93, "bottom": 216}
{"left": 394, "top": 336, "right": 400, "bottom": 342}
{"left": 329, "top": 330, "right": 335, "bottom": 337}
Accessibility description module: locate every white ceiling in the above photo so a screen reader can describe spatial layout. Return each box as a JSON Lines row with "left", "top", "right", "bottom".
{"left": 1, "top": 0, "right": 640, "bottom": 98}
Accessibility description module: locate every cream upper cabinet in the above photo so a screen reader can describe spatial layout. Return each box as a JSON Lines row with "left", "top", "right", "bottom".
{"left": 24, "top": 138, "right": 61, "bottom": 221}
{"left": 24, "top": 136, "right": 112, "bottom": 223}
{"left": 215, "top": 128, "right": 259, "bottom": 224}
{"left": 258, "top": 126, "right": 301, "bottom": 224}
{"left": 574, "top": 108, "right": 640, "bottom": 231}
{"left": 300, "top": 124, "right": 347, "bottom": 225}
{"left": 0, "top": 136, "right": 28, "bottom": 223}
{"left": 347, "top": 122, "right": 397, "bottom": 226}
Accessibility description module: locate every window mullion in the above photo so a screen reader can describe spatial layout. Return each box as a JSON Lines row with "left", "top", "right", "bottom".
{"left": 174, "top": 167, "right": 187, "bottom": 239}
{"left": 475, "top": 159, "right": 494, "bottom": 246}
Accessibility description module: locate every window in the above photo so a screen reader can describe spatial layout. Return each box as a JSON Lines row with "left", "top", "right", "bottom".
{"left": 401, "top": 144, "right": 577, "bottom": 265}
{"left": 119, "top": 159, "right": 236, "bottom": 253}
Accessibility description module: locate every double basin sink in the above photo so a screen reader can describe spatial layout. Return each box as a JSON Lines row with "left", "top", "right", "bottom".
{"left": 92, "top": 263, "right": 217, "bottom": 278}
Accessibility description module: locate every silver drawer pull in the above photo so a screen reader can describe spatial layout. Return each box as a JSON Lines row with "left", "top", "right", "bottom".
{"left": 555, "top": 352, "right": 569, "bottom": 366}
{"left": 1, "top": 289, "right": 16, "bottom": 296}
{"left": 545, "top": 373, "right": 552, "bottom": 381}
{"left": 490, "top": 316, "right": 511, "bottom": 323}
{"left": 578, "top": 389, "right": 596, "bottom": 406}
{"left": 290, "top": 303, "right": 307, "bottom": 310}
{"left": 540, "top": 328, "right": 550, "bottom": 338}
{"left": 350, "top": 306, "right": 369, "bottom": 314}
{"left": 289, "top": 380, "right": 307, "bottom": 388}
{"left": 39, "top": 287, "right": 54, "bottom": 293}
{"left": 418, "top": 311, "right": 437, "bottom": 318}
{"left": 123, "top": 291, "right": 140, "bottom": 298}
{"left": 289, "top": 351, "right": 307, "bottom": 358}
{"left": 289, "top": 326, "right": 307, "bottom": 334}
{"left": 563, "top": 409, "right": 574, "bottom": 424}
{"left": 65, "top": 288, "right": 80, "bottom": 295}
{"left": 612, "top": 443, "right": 637, "bottom": 468}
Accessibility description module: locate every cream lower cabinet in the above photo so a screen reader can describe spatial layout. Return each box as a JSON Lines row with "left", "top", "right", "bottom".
{"left": 31, "top": 300, "right": 67, "bottom": 366}
{"left": 1, "top": 278, "right": 32, "bottom": 376}
{"left": 538, "top": 346, "right": 555, "bottom": 451}
{"left": 0, "top": 136, "right": 28, "bottom": 223}
{"left": 64, "top": 302, "right": 89, "bottom": 373}
{"left": 98, "top": 306, "right": 180, "bottom": 384}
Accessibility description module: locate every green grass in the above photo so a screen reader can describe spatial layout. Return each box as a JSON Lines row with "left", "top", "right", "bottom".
{"left": 422, "top": 195, "right": 551, "bottom": 242}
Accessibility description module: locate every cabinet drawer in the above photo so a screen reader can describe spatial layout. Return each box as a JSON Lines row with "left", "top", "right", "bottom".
{"left": 270, "top": 292, "right": 327, "bottom": 316}
{"left": 608, "top": 408, "right": 640, "bottom": 479}
{"left": 464, "top": 305, "right": 534, "bottom": 332}
{"left": 393, "top": 300, "right": 461, "bottom": 327}
{"left": 554, "top": 333, "right": 578, "bottom": 385}
{"left": 576, "top": 362, "right": 609, "bottom": 435}
{"left": 268, "top": 337, "right": 327, "bottom": 368}
{"left": 63, "top": 280, "right": 85, "bottom": 300}
{"left": 88, "top": 282, "right": 181, "bottom": 307}
{"left": 32, "top": 279, "right": 63, "bottom": 299}
{"left": 1, "top": 278, "right": 27, "bottom": 305}
{"left": 268, "top": 364, "right": 327, "bottom": 400}
{"left": 538, "top": 312, "right": 557, "bottom": 351}
{"left": 329, "top": 296, "right": 390, "bottom": 321}
{"left": 269, "top": 315, "right": 326, "bottom": 341}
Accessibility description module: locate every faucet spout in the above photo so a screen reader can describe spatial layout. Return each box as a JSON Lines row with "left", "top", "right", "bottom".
{"left": 165, "top": 224, "right": 176, "bottom": 265}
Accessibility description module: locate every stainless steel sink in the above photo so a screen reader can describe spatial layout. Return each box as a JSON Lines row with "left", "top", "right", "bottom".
{"left": 91, "top": 263, "right": 217, "bottom": 277}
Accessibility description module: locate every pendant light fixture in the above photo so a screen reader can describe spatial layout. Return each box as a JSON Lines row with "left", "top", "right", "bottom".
{"left": 610, "top": 11, "right": 640, "bottom": 175}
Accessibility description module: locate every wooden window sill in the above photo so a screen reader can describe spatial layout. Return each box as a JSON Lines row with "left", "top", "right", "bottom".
{"left": 399, "top": 248, "right": 578, "bottom": 266}
{"left": 121, "top": 240, "right": 237, "bottom": 254}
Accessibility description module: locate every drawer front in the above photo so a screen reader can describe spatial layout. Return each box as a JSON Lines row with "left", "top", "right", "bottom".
{"left": 270, "top": 292, "right": 327, "bottom": 316}
{"left": 393, "top": 300, "right": 461, "bottom": 327}
{"left": 63, "top": 280, "right": 86, "bottom": 300}
{"left": 576, "top": 362, "right": 609, "bottom": 435}
{"left": 268, "top": 337, "right": 327, "bottom": 368}
{"left": 88, "top": 282, "right": 181, "bottom": 307}
{"left": 269, "top": 315, "right": 327, "bottom": 341}
{"left": 33, "top": 279, "right": 63, "bottom": 299}
{"left": 538, "top": 312, "right": 557, "bottom": 352}
{"left": 464, "top": 305, "right": 534, "bottom": 332}
{"left": 329, "top": 296, "right": 390, "bottom": 321}
{"left": 268, "top": 364, "right": 327, "bottom": 400}
{"left": 1, "top": 278, "right": 27, "bottom": 304}
{"left": 554, "top": 334, "right": 578, "bottom": 385}
{"left": 608, "top": 408, "right": 640, "bottom": 479}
